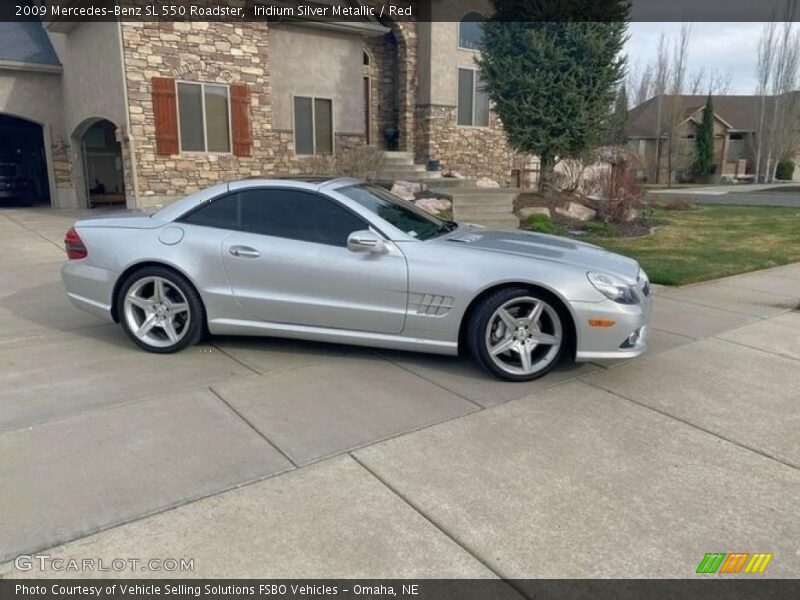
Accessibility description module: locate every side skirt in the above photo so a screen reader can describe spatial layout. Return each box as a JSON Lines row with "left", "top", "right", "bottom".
{"left": 208, "top": 318, "right": 459, "bottom": 356}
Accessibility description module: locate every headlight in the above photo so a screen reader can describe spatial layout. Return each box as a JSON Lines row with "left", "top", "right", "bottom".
{"left": 587, "top": 271, "right": 639, "bottom": 304}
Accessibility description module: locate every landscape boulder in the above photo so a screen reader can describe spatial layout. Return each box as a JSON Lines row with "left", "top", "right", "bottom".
{"left": 555, "top": 201, "right": 597, "bottom": 222}
{"left": 475, "top": 177, "right": 500, "bottom": 188}
{"left": 391, "top": 181, "right": 426, "bottom": 201}
{"left": 519, "top": 207, "right": 551, "bottom": 219}
{"left": 415, "top": 197, "right": 452, "bottom": 214}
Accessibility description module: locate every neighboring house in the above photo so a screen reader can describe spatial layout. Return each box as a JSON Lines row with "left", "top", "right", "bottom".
{"left": 0, "top": 0, "right": 530, "bottom": 210}
{"left": 628, "top": 93, "right": 800, "bottom": 183}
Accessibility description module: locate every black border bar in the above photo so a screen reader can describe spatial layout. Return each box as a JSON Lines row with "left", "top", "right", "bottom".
{"left": 2, "top": 0, "right": 800, "bottom": 23}
{"left": 3, "top": 580, "right": 800, "bottom": 600}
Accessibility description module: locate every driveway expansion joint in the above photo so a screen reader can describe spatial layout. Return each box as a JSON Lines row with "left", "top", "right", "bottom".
{"left": 374, "top": 350, "right": 486, "bottom": 410}
{"left": 208, "top": 342, "right": 264, "bottom": 376}
{"left": 209, "top": 386, "right": 299, "bottom": 468}
{"left": 0, "top": 211, "right": 66, "bottom": 251}
{"left": 583, "top": 380, "right": 800, "bottom": 473}
{"left": 711, "top": 334, "right": 800, "bottom": 364}
{"left": 347, "top": 452, "right": 527, "bottom": 594}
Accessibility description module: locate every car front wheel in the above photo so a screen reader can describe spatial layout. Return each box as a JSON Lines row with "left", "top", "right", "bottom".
{"left": 118, "top": 267, "right": 205, "bottom": 353}
{"left": 467, "top": 287, "right": 566, "bottom": 382}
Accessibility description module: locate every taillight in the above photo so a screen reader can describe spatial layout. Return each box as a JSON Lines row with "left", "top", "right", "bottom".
{"left": 64, "top": 227, "right": 87, "bottom": 260}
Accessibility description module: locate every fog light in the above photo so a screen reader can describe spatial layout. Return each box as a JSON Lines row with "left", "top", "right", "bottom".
{"left": 620, "top": 327, "right": 644, "bottom": 349}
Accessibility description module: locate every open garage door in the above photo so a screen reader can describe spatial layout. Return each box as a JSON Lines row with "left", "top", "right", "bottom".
{"left": 0, "top": 114, "right": 50, "bottom": 207}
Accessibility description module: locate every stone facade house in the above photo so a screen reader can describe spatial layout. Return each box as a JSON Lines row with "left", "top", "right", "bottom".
{"left": 0, "top": 1, "right": 530, "bottom": 211}
{"left": 628, "top": 93, "right": 800, "bottom": 183}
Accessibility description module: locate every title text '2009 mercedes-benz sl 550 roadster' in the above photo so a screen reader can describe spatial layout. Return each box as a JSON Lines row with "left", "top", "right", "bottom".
{"left": 62, "top": 177, "right": 652, "bottom": 381}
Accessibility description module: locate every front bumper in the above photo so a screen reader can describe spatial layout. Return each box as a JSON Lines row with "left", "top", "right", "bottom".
{"left": 572, "top": 293, "right": 653, "bottom": 361}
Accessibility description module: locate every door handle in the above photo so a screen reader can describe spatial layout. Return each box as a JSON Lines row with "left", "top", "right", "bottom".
{"left": 229, "top": 246, "right": 260, "bottom": 258}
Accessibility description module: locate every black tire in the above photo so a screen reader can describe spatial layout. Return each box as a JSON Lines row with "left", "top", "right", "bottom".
{"left": 466, "top": 286, "right": 568, "bottom": 382}
{"left": 117, "top": 266, "right": 205, "bottom": 354}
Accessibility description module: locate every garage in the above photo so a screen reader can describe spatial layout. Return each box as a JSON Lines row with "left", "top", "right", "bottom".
{"left": 0, "top": 113, "right": 51, "bottom": 206}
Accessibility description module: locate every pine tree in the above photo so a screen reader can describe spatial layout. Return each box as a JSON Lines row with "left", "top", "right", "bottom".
{"left": 692, "top": 96, "right": 715, "bottom": 182}
{"left": 605, "top": 85, "right": 630, "bottom": 146}
{"left": 477, "top": 0, "right": 630, "bottom": 191}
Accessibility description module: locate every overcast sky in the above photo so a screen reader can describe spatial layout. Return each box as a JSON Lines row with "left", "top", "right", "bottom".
{"left": 626, "top": 22, "right": 766, "bottom": 96}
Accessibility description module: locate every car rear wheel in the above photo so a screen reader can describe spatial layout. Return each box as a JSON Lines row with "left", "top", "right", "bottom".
{"left": 467, "top": 287, "right": 566, "bottom": 382}
{"left": 118, "top": 267, "right": 204, "bottom": 353}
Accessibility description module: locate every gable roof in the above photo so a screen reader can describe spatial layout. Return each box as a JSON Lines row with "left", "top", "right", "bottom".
{"left": 0, "top": 22, "right": 60, "bottom": 68}
{"left": 628, "top": 94, "right": 799, "bottom": 137}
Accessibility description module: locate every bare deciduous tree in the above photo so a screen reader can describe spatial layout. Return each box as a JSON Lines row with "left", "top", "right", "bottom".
{"left": 755, "top": 21, "right": 778, "bottom": 182}
{"left": 755, "top": 8, "right": 800, "bottom": 182}
{"left": 627, "top": 61, "right": 654, "bottom": 107}
{"left": 651, "top": 33, "right": 671, "bottom": 182}
{"left": 690, "top": 66, "right": 733, "bottom": 95}
{"left": 708, "top": 68, "right": 733, "bottom": 95}
{"left": 663, "top": 23, "right": 692, "bottom": 186}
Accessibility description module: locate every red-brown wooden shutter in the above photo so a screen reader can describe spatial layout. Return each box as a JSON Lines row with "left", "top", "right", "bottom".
{"left": 230, "top": 84, "right": 253, "bottom": 157}
{"left": 151, "top": 77, "right": 179, "bottom": 155}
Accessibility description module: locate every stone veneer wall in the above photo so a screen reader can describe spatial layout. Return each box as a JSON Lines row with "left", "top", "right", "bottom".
{"left": 415, "top": 104, "right": 528, "bottom": 186}
{"left": 122, "top": 21, "right": 280, "bottom": 207}
{"left": 365, "top": 33, "right": 396, "bottom": 149}
{"left": 392, "top": 21, "right": 417, "bottom": 153}
{"left": 121, "top": 19, "right": 417, "bottom": 207}
{"left": 50, "top": 139, "right": 73, "bottom": 192}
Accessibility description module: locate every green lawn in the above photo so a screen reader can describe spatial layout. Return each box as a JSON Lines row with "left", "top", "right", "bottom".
{"left": 577, "top": 205, "right": 800, "bottom": 286}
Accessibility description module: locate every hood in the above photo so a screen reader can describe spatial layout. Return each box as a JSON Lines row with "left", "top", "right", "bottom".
{"left": 444, "top": 227, "right": 641, "bottom": 283}
{"left": 74, "top": 211, "right": 165, "bottom": 230}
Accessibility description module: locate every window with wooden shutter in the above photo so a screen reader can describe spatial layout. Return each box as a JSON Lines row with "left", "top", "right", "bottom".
{"left": 151, "top": 77, "right": 179, "bottom": 155}
{"left": 230, "top": 84, "right": 252, "bottom": 157}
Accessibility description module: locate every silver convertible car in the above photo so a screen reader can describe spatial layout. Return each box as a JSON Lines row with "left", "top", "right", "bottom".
{"left": 62, "top": 177, "right": 652, "bottom": 381}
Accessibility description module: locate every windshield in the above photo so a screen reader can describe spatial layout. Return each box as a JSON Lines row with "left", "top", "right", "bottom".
{"left": 338, "top": 184, "right": 456, "bottom": 240}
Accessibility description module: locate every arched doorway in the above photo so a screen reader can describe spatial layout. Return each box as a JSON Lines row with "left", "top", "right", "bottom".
{"left": 75, "top": 119, "right": 124, "bottom": 209}
{"left": 0, "top": 113, "right": 50, "bottom": 206}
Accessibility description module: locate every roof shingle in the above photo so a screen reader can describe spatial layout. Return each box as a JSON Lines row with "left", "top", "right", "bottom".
{"left": 0, "top": 22, "right": 60, "bottom": 67}
{"left": 628, "top": 93, "right": 799, "bottom": 137}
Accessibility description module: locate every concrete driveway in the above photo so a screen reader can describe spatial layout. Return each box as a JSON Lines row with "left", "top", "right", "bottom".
{"left": 1, "top": 208, "right": 799, "bottom": 578}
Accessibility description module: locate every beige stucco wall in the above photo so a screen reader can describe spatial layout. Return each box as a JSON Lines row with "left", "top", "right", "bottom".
{"left": 52, "top": 22, "right": 127, "bottom": 136}
{"left": 0, "top": 69, "right": 64, "bottom": 131}
{"left": 270, "top": 24, "right": 366, "bottom": 136}
{"left": 49, "top": 23, "right": 128, "bottom": 208}
{"left": 420, "top": 0, "right": 491, "bottom": 106}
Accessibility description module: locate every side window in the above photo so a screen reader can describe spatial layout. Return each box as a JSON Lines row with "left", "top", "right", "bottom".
{"left": 240, "top": 189, "right": 366, "bottom": 247}
{"left": 180, "top": 194, "right": 239, "bottom": 229}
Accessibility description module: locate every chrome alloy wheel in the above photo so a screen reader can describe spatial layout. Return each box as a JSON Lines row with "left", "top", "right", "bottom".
{"left": 484, "top": 296, "right": 563, "bottom": 377}
{"left": 123, "top": 276, "right": 191, "bottom": 349}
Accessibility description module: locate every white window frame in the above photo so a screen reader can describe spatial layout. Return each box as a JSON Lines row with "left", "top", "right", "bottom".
{"left": 458, "top": 12, "right": 485, "bottom": 52}
{"left": 292, "top": 94, "right": 336, "bottom": 156}
{"left": 456, "top": 67, "right": 489, "bottom": 128}
{"left": 176, "top": 81, "right": 233, "bottom": 154}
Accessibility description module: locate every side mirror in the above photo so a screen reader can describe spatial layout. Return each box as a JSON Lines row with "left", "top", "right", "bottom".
{"left": 347, "top": 230, "right": 385, "bottom": 254}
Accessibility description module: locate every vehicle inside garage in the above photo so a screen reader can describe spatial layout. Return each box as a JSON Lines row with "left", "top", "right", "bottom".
{"left": 0, "top": 113, "right": 50, "bottom": 206}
